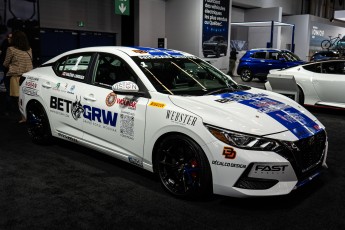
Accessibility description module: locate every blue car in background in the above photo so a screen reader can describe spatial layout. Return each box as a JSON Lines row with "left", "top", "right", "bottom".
{"left": 237, "top": 48, "right": 305, "bottom": 82}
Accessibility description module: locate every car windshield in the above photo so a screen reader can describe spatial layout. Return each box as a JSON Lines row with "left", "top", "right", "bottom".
{"left": 280, "top": 51, "right": 301, "bottom": 61}
{"left": 132, "top": 56, "right": 242, "bottom": 95}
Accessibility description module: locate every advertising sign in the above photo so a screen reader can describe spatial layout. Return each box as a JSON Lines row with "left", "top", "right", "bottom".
{"left": 202, "top": 0, "right": 230, "bottom": 59}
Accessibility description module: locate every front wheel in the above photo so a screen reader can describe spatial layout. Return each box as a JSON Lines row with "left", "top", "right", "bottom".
{"left": 26, "top": 101, "right": 52, "bottom": 144}
{"left": 154, "top": 134, "right": 212, "bottom": 199}
{"left": 240, "top": 69, "right": 253, "bottom": 82}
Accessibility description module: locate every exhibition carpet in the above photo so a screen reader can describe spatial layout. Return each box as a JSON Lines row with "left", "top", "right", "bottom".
{"left": 0, "top": 94, "right": 345, "bottom": 229}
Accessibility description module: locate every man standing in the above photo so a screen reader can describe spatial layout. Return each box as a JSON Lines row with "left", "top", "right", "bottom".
{"left": 227, "top": 47, "right": 238, "bottom": 76}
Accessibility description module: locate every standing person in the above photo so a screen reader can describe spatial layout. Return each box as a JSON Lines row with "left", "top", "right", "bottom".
{"left": 0, "top": 33, "right": 12, "bottom": 116}
{"left": 227, "top": 47, "right": 238, "bottom": 76}
{"left": 3, "top": 31, "right": 33, "bottom": 123}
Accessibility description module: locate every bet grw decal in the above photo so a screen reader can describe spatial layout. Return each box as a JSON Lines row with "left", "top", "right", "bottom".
{"left": 50, "top": 96, "right": 118, "bottom": 127}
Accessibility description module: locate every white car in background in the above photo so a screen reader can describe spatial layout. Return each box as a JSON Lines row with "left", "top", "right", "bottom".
{"left": 19, "top": 46, "right": 328, "bottom": 198}
{"left": 267, "top": 59, "right": 345, "bottom": 109}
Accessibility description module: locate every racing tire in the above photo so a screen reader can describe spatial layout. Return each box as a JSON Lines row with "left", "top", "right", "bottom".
{"left": 26, "top": 101, "right": 52, "bottom": 144}
{"left": 154, "top": 134, "right": 212, "bottom": 199}
{"left": 297, "top": 86, "right": 305, "bottom": 105}
{"left": 240, "top": 68, "right": 253, "bottom": 82}
{"left": 321, "top": 40, "right": 331, "bottom": 50}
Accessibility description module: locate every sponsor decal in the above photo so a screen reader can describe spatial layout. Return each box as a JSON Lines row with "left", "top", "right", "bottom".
{"left": 120, "top": 112, "right": 135, "bottom": 140}
{"left": 106, "top": 92, "right": 137, "bottom": 110}
{"left": 22, "top": 87, "right": 38, "bottom": 96}
{"left": 166, "top": 110, "right": 197, "bottom": 126}
{"left": 25, "top": 81, "right": 37, "bottom": 89}
{"left": 132, "top": 49, "right": 148, "bottom": 54}
{"left": 148, "top": 101, "right": 166, "bottom": 108}
{"left": 106, "top": 92, "right": 117, "bottom": 107}
{"left": 67, "top": 85, "right": 75, "bottom": 94}
{"left": 58, "top": 133, "right": 78, "bottom": 143}
{"left": 216, "top": 91, "right": 322, "bottom": 140}
{"left": 113, "top": 81, "right": 138, "bottom": 91}
{"left": 50, "top": 96, "right": 118, "bottom": 127}
{"left": 62, "top": 71, "right": 85, "bottom": 80}
{"left": 128, "top": 156, "right": 143, "bottom": 168}
{"left": 212, "top": 160, "right": 246, "bottom": 168}
{"left": 27, "top": 76, "right": 39, "bottom": 81}
{"left": 254, "top": 164, "right": 288, "bottom": 173}
{"left": 223, "top": 147, "right": 236, "bottom": 159}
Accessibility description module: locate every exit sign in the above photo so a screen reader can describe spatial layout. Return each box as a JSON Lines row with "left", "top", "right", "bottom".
{"left": 115, "top": 0, "right": 130, "bottom": 16}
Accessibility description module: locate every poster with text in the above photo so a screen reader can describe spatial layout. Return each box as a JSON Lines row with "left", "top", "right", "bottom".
{"left": 202, "top": 0, "right": 230, "bottom": 59}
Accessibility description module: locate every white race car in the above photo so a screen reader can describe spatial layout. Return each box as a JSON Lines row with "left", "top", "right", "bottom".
{"left": 267, "top": 59, "right": 345, "bottom": 109}
{"left": 19, "top": 46, "right": 328, "bottom": 198}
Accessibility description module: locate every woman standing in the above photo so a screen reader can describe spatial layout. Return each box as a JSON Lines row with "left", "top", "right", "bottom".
{"left": 3, "top": 31, "right": 33, "bottom": 123}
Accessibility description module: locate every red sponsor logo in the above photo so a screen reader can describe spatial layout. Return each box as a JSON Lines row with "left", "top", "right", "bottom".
{"left": 223, "top": 147, "right": 236, "bottom": 159}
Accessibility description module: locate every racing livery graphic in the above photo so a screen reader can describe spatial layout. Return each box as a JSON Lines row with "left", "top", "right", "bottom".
{"left": 19, "top": 46, "right": 328, "bottom": 199}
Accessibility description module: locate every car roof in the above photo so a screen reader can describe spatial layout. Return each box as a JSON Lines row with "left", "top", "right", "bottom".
{"left": 247, "top": 48, "right": 293, "bottom": 52}
{"left": 44, "top": 46, "right": 194, "bottom": 64}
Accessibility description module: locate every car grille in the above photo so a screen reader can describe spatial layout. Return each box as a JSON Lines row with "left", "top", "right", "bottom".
{"left": 233, "top": 130, "right": 327, "bottom": 190}
{"left": 279, "top": 129, "right": 327, "bottom": 178}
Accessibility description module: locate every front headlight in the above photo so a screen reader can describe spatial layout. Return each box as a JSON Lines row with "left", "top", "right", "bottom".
{"left": 205, "top": 124, "right": 282, "bottom": 151}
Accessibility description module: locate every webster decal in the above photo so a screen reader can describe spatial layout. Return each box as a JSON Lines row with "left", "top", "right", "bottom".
{"left": 166, "top": 110, "right": 197, "bottom": 126}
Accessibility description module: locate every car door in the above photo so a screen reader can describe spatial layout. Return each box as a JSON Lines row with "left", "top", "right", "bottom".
{"left": 81, "top": 52, "right": 149, "bottom": 165}
{"left": 41, "top": 52, "right": 94, "bottom": 139}
{"left": 266, "top": 51, "right": 287, "bottom": 72}
{"left": 312, "top": 61, "right": 345, "bottom": 103}
{"left": 249, "top": 51, "right": 267, "bottom": 75}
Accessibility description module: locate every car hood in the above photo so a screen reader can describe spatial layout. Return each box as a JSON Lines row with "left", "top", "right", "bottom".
{"left": 168, "top": 88, "right": 322, "bottom": 140}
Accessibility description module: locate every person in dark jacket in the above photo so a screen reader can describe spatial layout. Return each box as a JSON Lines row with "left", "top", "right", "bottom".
{"left": 227, "top": 48, "right": 238, "bottom": 76}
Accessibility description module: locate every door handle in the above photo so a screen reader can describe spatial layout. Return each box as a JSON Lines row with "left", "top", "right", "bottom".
{"left": 42, "top": 82, "right": 52, "bottom": 89}
{"left": 83, "top": 94, "right": 97, "bottom": 101}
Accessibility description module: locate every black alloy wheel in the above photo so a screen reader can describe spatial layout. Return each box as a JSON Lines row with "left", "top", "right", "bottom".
{"left": 154, "top": 134, "right": 212, "bottom": 199}
{"left": 240, "top": 68, "right": 253, "bottom": 82}
{"left": 26, "top": 101, "right": 52, "bottom": 144}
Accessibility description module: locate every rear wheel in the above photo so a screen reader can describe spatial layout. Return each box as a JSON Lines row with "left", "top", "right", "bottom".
{"left": 26, "top": 101, "right": 52, "bottom": 144}
{"left": 240, "top": 68, "right": 253, "bottom": 82}
{"left": 154, "top": 134, "right": 212, "bottom": 199}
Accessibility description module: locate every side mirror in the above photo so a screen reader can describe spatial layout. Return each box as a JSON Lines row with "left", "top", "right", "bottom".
{"left": 112, "top": 81, "right": 139, "bottom": 94}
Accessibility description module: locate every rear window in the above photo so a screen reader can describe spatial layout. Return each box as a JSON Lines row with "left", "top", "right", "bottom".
{"left": 251, "top": 52, "right": 266, "bottom": 59}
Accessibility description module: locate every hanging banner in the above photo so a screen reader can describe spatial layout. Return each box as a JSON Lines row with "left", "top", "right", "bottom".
{"left": 202, "top": 0, "right": 230, "bottom": 59}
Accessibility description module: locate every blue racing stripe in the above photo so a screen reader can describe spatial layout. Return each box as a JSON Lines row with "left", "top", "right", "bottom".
{"left": 217, "top": 91, "right": 322, "bottom": 139}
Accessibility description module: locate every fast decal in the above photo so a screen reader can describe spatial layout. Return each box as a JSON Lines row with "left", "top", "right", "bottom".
{"left": 254, "top": 164, "right": 288, "bottom": 173}
{"left": 50, "top": 96, "right": 118, "bottom": 127}
{"left": 120, "top": 111, "right": 135, "bottom": 140}
{"left": 148, "top": 101, "right": 166, "bottom": 108}
{"left": 212, "top": 160, "right": 246, "bottom": 168}
{"left": 166, "top": 110, "right": 197, "bottom": 126}
{"left": 223, "top": 147, "right": 236, "bottom": 159}
{"left": 217, "top": 91, "right": 322, "bottom": 140}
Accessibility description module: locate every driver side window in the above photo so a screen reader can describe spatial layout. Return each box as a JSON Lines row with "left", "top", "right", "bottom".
{"left": 93, "top": 53, "right": 137, "bottom": 88}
